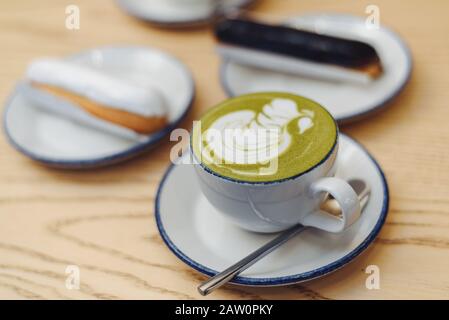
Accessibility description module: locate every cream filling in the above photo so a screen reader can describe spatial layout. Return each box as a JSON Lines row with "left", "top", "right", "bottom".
{"left": 26, "top": 58, "right": 167, "bottom": 117}
{"left": 217, "top": 45, "right": 373, "bottom": 84}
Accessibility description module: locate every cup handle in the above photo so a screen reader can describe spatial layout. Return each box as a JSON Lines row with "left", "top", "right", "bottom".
{"left": 301, "top": 177, "right": 361, "bottom": 233}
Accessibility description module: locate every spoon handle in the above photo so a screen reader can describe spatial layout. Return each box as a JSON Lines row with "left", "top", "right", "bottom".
{"left": 197, "top": 224, "right": 306, "bottom": 296}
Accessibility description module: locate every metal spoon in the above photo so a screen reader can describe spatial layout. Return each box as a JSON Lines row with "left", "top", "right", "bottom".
{"left": 197, "top": 179, "right": 370, "bottom": 296}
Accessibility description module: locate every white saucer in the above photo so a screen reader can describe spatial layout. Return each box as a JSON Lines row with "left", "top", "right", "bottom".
{"left": 3, "top": 46, "right": 195, "bottom": 168}
{"left": 116, "top": 0, "right": 257, "bottom": 27}
{"left": 220, "top": 13, "right": 412, "bottom": 124}
{"left": 155, "top": 134, "right": 389, "bottom": 286}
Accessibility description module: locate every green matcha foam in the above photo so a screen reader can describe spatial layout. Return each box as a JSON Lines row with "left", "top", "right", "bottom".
{"left": 192, "top": 92, "right": 337, "bottom": 182}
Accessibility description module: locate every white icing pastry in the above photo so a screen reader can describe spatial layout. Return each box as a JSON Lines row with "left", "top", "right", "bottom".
{"left": 20, "top": 82, "right": 150, "bottom": 142}
{"left": 26, "top": 58, "right": 167, "bottom": 117}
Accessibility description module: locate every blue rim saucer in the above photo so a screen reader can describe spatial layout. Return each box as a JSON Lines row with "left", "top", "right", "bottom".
{"left": 115, "top": 0, "right": 257, "bottom": 28}
{"left": 3, "top": 46, "right": 195, "bottom": 169}
{"left": 219, "top": 13, "right": 413, "bottom": 125}
{"left": 155, "top": 134, "right": 389, "bottom": 286}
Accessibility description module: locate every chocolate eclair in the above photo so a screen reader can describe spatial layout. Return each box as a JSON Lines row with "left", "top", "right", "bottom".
{"left": 214, "top": 18, "right": 383, "bottom": 83}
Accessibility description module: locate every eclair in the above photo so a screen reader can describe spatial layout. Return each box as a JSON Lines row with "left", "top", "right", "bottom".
{"left": 25, "top": 59, "right": 168, "bottom": 135}
{"left": 214, "top": 18, "right": 383, "bottom": 83}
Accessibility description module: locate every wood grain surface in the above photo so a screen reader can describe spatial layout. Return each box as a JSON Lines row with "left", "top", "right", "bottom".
{"left": 1, "top": 0, "right": 449, "bottom": 300}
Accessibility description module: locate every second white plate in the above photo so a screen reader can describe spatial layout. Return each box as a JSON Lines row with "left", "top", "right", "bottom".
{"left": 3, "top": 46, "right": 195, "bottom": 168}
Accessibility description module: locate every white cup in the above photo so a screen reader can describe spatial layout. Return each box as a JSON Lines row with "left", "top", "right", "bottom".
{"left": 191, "top": 98, "right": 361, "bottom": 233}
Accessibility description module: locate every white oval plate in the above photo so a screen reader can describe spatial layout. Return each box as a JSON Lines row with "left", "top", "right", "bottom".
{"left": 116, "top": 0, "right": 257, "bottom": 27}
{"left": 155, "top": 134, "right": 389, "bottom": 286}
{"left": 220, "top": 13, "right": 412, "bottom": 124}
{"left": 3, "top": 46, "right": 195, "bottom": 168}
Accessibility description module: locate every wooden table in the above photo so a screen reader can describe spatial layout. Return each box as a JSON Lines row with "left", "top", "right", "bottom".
{"left": 1, "top": 0, "right": 448, "bottom": 300}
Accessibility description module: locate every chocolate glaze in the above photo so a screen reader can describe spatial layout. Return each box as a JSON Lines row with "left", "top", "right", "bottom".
{"left": 214, "top": 18, "right": 381, "bottom": 68}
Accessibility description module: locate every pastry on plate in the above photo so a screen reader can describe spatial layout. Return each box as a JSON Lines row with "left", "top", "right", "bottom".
{"left": 215, "top": 17, "right": 383, "bottom": 83}
{"left": 25, "top": 58, "right": 168, "bottom": 136}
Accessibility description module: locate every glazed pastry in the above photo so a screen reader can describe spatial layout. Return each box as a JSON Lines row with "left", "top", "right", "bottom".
{"left": 26, "top": 59, "right": 168, "bottom": 134}
{"left": 214, "top": 18, "right": 383, "bottom": 83}
{"left": 20, "top": 83, "right": 150, "bottom": 142}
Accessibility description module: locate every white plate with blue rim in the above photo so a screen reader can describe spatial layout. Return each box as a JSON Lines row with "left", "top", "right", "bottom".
{"left": 115, "top": 0, "right": 257, "bottom": 27}
{"left": 220, "top": 13, "right": 413, "bottom": 124}
{"left": 155, "top": 134, "right": 389, "bottom": 286}
{"left": 3, "top": 46, "right": 195, "bottom": 169}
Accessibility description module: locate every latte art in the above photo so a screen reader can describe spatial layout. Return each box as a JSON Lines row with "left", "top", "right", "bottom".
{"left": 201, "top": 98, "right": 314, "bottom": 172}
{"left": 192, "top": 93, "right": 337, "bottom": 182}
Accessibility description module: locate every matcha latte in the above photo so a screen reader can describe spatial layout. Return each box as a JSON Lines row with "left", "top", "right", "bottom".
{"left": 192, "top": 92, "right": 337, "bottom": 182}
